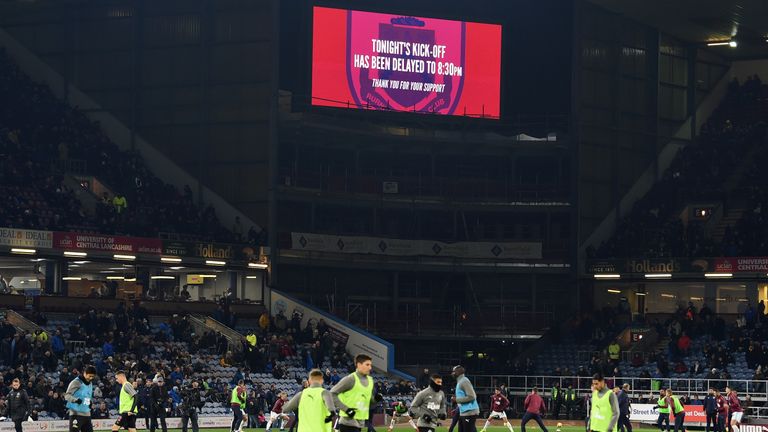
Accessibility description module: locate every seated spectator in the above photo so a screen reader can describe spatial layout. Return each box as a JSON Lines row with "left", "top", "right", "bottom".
{"left": 0, "top": 50, "right": 236, "bottom": 242}
{"left": 689, "top": 360, "right": 704, "bottom": 376}
{"left": 92, "top": 401, "right": 110, "bottom": 419}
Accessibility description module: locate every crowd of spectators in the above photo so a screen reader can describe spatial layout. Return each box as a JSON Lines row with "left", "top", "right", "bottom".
{"left": 589, "top": 75, "right": 768, "bottom": 259}
{"left": 0, "top": 300, "right": 413, "bottom": 423}
{"left": 0, "top": 48, "right": 262, "bottom": 243}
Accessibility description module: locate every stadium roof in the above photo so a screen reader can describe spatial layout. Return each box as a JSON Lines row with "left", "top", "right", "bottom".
{"left": 590, "top": 0, "right": 768, "bottom": 59}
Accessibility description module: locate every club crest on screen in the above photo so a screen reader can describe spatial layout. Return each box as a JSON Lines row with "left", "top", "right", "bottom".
{"left": 345, "top": 11, "right": 466, "bottom": 115}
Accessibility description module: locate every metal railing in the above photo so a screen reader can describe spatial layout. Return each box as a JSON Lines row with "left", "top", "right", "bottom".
{"left": 65, "top": 340, "right": 86, "bottom": 354}
{"left": 472, "top": 375, "right": 768, "bottom": 402}
{"left": 279, "top": 167, "right": 570, "bottom": 204}
{"left": 748, "top": 406, "right": 768, "bottom": 419}
{"left": 2, "top": 309, "right": 42, "bottom": 335}
{"left": 51, "top": 158, "right": 88, "bottom": 176}
{"left": 343, "top": 303, "right": 554, "bottom": 337}
{"left": 188, "top": 315, "right": 244, "bottom": 353}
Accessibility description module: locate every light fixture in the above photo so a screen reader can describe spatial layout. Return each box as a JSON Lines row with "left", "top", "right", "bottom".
{"left": 205, "top": 260, "right": 226, "bottom": 266}
{"left": 10, "top": 248, "right": 36, "bottom": 255}
{"left": 125, "top": 277, "right": 137, "bottom": 282}
{"left": 73, "top": 261, "right": 90, "bottom": 265}
{"left": 106, "top": 276, "right": 125, "bottom": 280}
{"left": 594, "top": 274, "right": 621, "bottom": 280}
{"left": 248, "top": 262, "right": 268, "bottom": 269}
{"left": 635, "top": 292, "right": 647, "bottom": 296}
{"left": 246, "top": 275, "right": 259, "bottom": 279}
{"left": 199, "top": 274, "right": 217, "bottom": 278}
{"left": 607, "top": 289, "right": 621, "bottom": 294}
{"left": 691, "top": 297, "right": 704, "bottom": 301}
{"left": 707, "top": 40, "right": 737, "bottom": 47}
{"left": 113, "top": 254, "right": 136, "bottom": 261}
{"left": 705, "top": 273, "right": 733, "bottom": 278}
{"left": 64, "top": 251, "right": 87, "bottom": 258}
{"left": 151, "top": 276, "right": 175, "bottom": 280}
{"left": 661, "top": 293, "right": 676, "bottom": 298}
{"left": 716, "top": 298, "right": 726, "bottom": 301}
{"left": 170, "top": 266, "right": 185, "bottom": 270}
{"left": 645, "top": 273, "right": 672, "bottom": 279}
{"left": 739, "top": 298, "right": 749, "bottom": 302}
{"left": 161, "top": 257, "right": 182, "bottom": 263}
{"left": 62, "top": 277, "right": 82, "bottom": 281}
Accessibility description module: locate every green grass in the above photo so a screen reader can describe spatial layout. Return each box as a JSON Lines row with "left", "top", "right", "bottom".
{"left": 147, "top": 426, "right": 661, "bottom": 432}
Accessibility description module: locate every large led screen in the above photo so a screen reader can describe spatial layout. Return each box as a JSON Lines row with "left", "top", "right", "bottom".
{"left": 312, "top": 7, "right": 502, "bottom": 118}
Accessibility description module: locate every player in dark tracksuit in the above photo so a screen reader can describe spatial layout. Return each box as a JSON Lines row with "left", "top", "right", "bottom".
{"left": 703, "top": 389, "right": 717, "bottom": 432}
{"left": 7, "top": 378, "right": 30, "bottom": 432}
{"left": 616, "top": 384, "right": 632, "bottom": 432}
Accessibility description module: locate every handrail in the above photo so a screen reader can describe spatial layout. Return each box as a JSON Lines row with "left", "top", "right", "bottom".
{"left": 2, "top": 309, "right": 42, "bottom": 335}
{"left": 188, "top": 314, "right": 244, "bottom": 353}
{"left": 748, "top": 406, "right": 768, "bottom": 419}
{"left": 279, "top": 168, "right": 570, "bottom": 204}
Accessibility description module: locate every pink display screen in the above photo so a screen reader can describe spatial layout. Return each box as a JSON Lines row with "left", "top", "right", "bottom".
{"left": 312, "top": 6, "right": 502, "bottom": 119}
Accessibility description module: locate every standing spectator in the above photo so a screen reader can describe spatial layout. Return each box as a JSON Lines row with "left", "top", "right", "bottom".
{"left": 551, "top": 382, "right": 563, "bottom": 419}
{"left": 564, "top": 384, "right": 579, "bottom": 420}
{"left": 139, "top": 380, "right": 153, "bottom": 430}
{"left": 113, "top": 194, "right": 128, "bottom": 214}
{"left": 677, "top": 333, "right": 691, "bottom": 357}
{"left": 232, "top": 217, "right": 243, "bottom": 242}
{"left": 51, "top": 331, "right": 65, "bottom": 356}
{"left": 246, "top": 390, "right": 260, "bottom": 428}
{"left": 608, "top": 342, "right": 621, "bottom": 367}
{"left": 180, "top": 380, "right": 204, "bottom": 432}
{"left": 616, "top": 384, "right": 632, "bottom": 432}
{"left": 150, "top": 376, "right": 169, "bottom": 432}
{"left": 418, "top": 368, "right": 431, "bottom": 389}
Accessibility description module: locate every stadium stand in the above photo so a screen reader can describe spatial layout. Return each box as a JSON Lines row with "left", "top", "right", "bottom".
{"left": 590, "top": 76, "right": 768, "bottom": 259}
{"left": 0, "top": 303, "right": 413, "bottom": 421}
{"left": 0, "top": 48, "right": 240, "bottom": 243}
